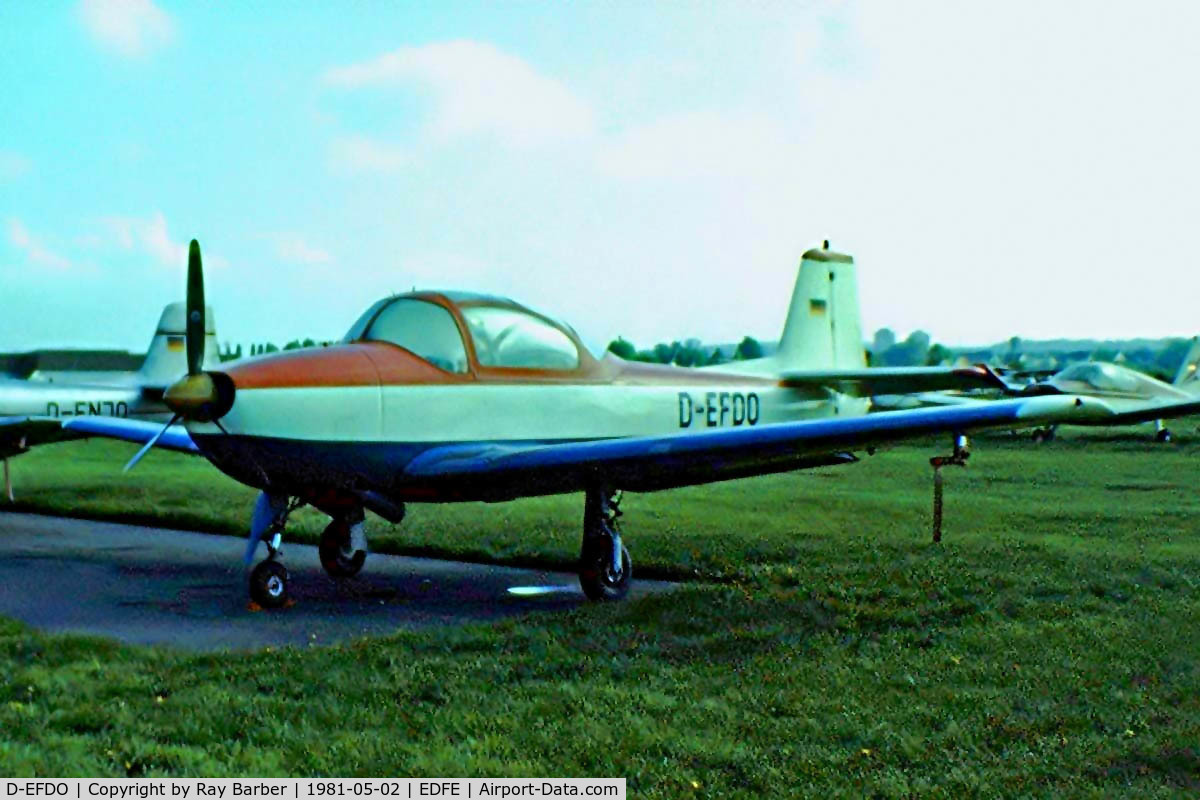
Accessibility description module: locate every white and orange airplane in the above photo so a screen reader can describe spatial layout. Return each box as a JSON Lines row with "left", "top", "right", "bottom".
{"left": 76, "top": 240, "right": 1115, "bottom": 608}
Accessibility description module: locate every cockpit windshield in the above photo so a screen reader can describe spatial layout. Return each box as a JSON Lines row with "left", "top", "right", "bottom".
{"left": 460, "top": 306, "right": 581, "bottom": 370}
{"left": 347, "top": 298, "right": 470, "bottom": 373}
{"left": 1057, "top": 362, "right": 1141, "bottom": 393}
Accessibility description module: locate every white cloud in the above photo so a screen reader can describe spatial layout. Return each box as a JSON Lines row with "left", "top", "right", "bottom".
{"left": 102, "top": 211, "right": 186, "bottom": 267}
{"left": 266, "top": 233, "right": 331, "bottom": 265}
{"left": 323, "top": 40, "right": 595, "bottom": 148}
{"left": 328, "top": 135, "right": 409, "bottom": 174}
{"left": 0, "top": 151, "right": 32, "bottom": 182}
{"left": 8, "top": 219, "right": 71, "bottom": 271}
{"left": 78, "top": 0, "right": 173, "bottom": 57}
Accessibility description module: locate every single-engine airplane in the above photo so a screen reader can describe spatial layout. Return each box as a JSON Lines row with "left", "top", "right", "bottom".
{"left": 873, "top": 343, "right": 1200, "bottom": 444}
{"left": 1016, "top": 339, "right": 1200, "bottom": 443}
{"left": 0, "top": 302, "right": 217, "bottom": 500}
{"left": 84, "top": 240, "right": 1121, "bottom": 608}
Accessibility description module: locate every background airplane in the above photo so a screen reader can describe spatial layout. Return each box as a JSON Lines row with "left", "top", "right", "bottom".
{"left": 79, "top": 240, "right": 1114, "bottom": 610}
{"left": 873, "top": 341, "right": 1200, "bottom": 443}
{"left": 0, "top": 302, "right": 217, "bottom": 499}
{"left": 1017, "top": 339, "right": 1200, "bottom": 442}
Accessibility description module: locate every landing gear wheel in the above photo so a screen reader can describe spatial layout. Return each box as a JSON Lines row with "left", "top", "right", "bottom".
{"left": 250, "top": 560, "right": 290, "bottom": 609}
{"left": 579, "top": 542, "right": 632, "bottom": 602}
{"left": 1156, "top": 428, "right": 1173, "bottom": 443}
{"left": 1031, "top": 427, "right": 1055, "bottom": 443}
{"left": 319, "top": 519, "right": 366, "bottom": 578}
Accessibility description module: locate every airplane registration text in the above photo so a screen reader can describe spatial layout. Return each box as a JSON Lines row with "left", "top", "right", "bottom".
{"left": 678, "top": 391, "right": 760, "bottom": 428}
{"left": 46, "top": 401, "right": 130, "bottom": 418}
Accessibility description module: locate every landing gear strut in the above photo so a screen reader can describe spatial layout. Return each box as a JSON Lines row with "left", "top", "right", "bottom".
{"left": 930, "top": 434, "right": 970, "bottom": 544}
{"left": 579, "top": 487, "right": 632, "bottom": 601}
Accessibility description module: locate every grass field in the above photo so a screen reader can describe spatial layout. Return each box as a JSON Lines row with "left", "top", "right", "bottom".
{"left": 1, "top": 433, "right": 1198, "bottom": 794}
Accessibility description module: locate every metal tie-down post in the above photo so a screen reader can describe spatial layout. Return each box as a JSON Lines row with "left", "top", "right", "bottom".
{"left": 929, "top": 434, "right": 970, "bottom": 543}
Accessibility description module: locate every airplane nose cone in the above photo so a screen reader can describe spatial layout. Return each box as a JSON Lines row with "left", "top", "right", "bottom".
{"left": 164, "top": 371, "right": 236, "bottom": 422}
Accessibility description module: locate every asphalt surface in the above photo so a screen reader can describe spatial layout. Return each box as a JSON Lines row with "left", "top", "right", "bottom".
{"left": 0, "top": 513, "right": 672, "bottom": 651}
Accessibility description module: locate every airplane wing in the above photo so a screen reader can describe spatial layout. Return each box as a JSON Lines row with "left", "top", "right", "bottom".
{"left": 780, "top": 365, "right": 1009, "bottom": 397}
{"left": 60, "top": 416, "right": 199, "bottom": 453}
{"left": 0, "top": 416, "right": 198, "bottom": 459}
{"left": 403, "top": 395, "right": 1103, "bottom": 497}
{"left": 0, "top": 417, "right": 83, "bottom": 459}
{"left": 1068, "top": 397, "right": 1200, "bottom": 427}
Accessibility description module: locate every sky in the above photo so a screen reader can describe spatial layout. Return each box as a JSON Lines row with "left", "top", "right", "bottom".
{"left": 3, "top": 1, "right": 1200, "bottom": 354}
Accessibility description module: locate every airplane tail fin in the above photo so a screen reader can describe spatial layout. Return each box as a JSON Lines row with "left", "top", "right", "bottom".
{"left": 138, "top": 302, "right": 218, "bottom": 388}
{"left": 773, "top": 244, "right": 866, "bottom": 371}
{"left": 1173, "top": 336, "right": 1200, "bottom": 388}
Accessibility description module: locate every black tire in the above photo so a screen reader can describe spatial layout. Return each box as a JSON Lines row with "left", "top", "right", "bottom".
{"left": 1157, "top": 429, "right": 1173, "bottom": 443}
{"left": 249, "top": 560, "right": 290, "bottom": 609}
{"left": 1031, "top": 429, "right": 1045, "bottom": 444}
{"left": 319, "top": 519, "right": 367, "bottom": 578}
{"left": 579, "top": 541, "right": 632, "bottom": 602}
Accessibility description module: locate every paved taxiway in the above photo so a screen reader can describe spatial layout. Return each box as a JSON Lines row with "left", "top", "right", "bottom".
{"left": 0, "top": 513, "right": 672, "bottom": 651}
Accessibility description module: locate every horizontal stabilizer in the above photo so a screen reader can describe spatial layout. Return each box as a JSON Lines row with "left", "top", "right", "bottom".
{"left": 780, "top": 365, "right": 1008, "bottom": 397}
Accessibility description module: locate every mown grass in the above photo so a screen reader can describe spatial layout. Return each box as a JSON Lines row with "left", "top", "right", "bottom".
{"left": 0, "top": 432, "right": 1198, "bottom": 794}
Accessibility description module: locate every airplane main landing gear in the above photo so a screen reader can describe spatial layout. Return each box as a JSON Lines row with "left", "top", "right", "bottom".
{"left": 1155, "top": 420, "right": 1173, "bottom": 443}
{"left": 319, "top": 510, "right": 368, "bottom": 578}
{"left": 579, "top": 487, "right": 632, "bottom": 601}
{"left": 1031, "top": 426, "right": 1057, "bottom": 444}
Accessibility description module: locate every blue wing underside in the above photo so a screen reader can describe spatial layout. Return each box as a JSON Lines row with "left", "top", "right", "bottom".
{"left": 401, "top": 397, "right": 1079, "bottom": 498}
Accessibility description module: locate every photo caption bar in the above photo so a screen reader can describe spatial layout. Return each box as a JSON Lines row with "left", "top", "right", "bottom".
{"left": 1, "top": 780, "right": 625, "bottom": 800}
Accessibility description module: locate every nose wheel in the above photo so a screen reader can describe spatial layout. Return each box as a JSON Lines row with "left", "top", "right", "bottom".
{"left": 579, "top": 488, "right": 633, "bottom": 601}
{"left": 249, "top": 560, "right": 290, "bottom": 609}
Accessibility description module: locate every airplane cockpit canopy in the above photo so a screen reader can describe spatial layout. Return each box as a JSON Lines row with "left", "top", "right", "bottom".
{"left": 459, "top": 305, "right": 580, "bottom": 370}
{"left": 350, "top": 298, "right": 471, "bottom": 373}
{"left": 1055, "top": 362, "right": 1141, "bottom": 393}
{"left": 345, "top": 293, "right": 583, "bottom": 373}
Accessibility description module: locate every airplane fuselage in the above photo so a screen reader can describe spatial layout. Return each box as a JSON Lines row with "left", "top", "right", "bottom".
{"left": 0, "top": 377, "right": 172, "bottom": 422}
{"left": 186, "top": 342, "right": 870, "bottom": 503}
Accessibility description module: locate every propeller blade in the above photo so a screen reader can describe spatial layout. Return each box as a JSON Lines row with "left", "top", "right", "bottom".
{"left": 186, "top": 239, "right": 205, "bottom": 376}
{"left": 123, "top": 414, "right": 180, "bottom": 472}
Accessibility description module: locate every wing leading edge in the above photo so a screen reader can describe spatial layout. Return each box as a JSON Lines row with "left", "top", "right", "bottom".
{"left": 403, "top": 395, "right": 1106, "bottom": 499}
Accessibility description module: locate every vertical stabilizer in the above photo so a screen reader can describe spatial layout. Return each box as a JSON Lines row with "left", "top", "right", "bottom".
{"left": 138, "top": 302, "right": 218, "bottom": 388}
{"left": 1173, "top": 336, "right": 1200, "bottom": 388}
{"left": 774, "top": 247, "right": 866, "bottom": 371}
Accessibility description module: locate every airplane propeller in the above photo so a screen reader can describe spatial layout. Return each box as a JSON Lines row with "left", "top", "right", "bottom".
{"left": 124, "top": 239, "right": 233, "bottom": 471}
